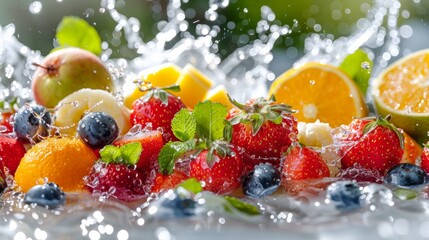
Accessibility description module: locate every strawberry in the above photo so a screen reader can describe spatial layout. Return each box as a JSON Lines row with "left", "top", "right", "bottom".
{"left": 113, "top": 126, "right": 163, "bottom": 173}
{"left": 85, "top": 142, "right": 148, "bottom": 201}
{"left": 337, "top": 115, "right": 404, "bottom": 176}
{"left": 0, "top": 135, "right": 27, "bottom": 179}
{"left": 281, "top": 144, "right": 331, "bottom": 197}
{"left": 421, "top": 144, "right": 429, "bottom": 173}
{"left": 0, "top": 97, "right": 19, "bottom": 134}
{"left": 282, "top": 144, "right": 330, "bottom": 181}
{"left": 157, "top": 101, "right": 244, "bottom": 195}
{"left": 130, "top": 85, "right": 186, "bottom": 143}
{"left": 225, "top": 96, "right": 297, "bottom": 171}
{"left": 189, "top": 147, "right": 243, "bottom": 194}
{"left": 86, "top": 163, "right": 148, "bottom": 202}
{"left": 0, "top": 112, "right": 13, "bottom": 133}
{"left": 151, "top": 170, "right": 188, "bottom": 193}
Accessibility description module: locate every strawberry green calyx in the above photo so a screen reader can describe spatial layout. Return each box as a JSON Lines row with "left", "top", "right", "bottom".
{"left": 133, "top": 81, "right": 181, "bottom": 105}
{"left": 226, "top": 95, "right": 295, "bottom": 136}
{"left": 206, "top": 140, "right": 233, "bottom": 168}
{"left": 362, "top": 114, "right": 404, "bottom": 149}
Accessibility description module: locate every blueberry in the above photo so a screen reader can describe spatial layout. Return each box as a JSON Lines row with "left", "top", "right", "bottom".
{"left": 77, "top": 112, "right": 119, "bottom": 149}
{"left": 13, "top": 105, "right": 52, "bottom": 142}
{"left": 327, "top": 181, "right": 362, "bottom": 210}
{"left": 24, "top": 182, "right": 66, "bottom": 209}
{"left": 242, "top": 163, "right": 281, "bottom": 198}
{"left": 160, "top": 189, "right": 196, "bottom": 217}
{"left": 384, "top": 163, "right": 429, "bottom": 188}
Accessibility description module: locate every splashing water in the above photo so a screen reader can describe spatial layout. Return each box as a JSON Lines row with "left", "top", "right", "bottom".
{"left": 3, "top": 0, "right": 429, "bottom": 239}
{"left": 296, "top": 0, "right": 402, "bottom": 76}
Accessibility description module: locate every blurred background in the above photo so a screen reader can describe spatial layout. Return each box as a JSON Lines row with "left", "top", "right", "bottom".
{"left": 0, "top": 0, "right": 428, "bottom": 76}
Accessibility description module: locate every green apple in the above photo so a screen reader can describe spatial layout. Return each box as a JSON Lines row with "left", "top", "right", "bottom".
{"left": 31, "top": 47, "right": 115, "bottom": 108}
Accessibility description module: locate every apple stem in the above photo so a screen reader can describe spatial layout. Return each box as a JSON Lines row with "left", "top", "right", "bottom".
{"left": 32, "top": 62, "right": 56, "bottom": 75}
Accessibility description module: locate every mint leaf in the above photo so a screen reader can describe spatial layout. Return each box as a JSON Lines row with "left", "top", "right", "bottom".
{"left": 223, "top": 196, "right": 260, "bottom": 216}
{"left": 55, "top": 16, "right": 102, "bottom": 55}
{"left": 119, "top": 142, "right": 142, "bottom": 165}
{"left": 179, "top": 178, "right": 202, "bottom": 194}
{"left": 171, "top": 109, "right": 196, "bottom": 142}
{"left": 158, "top": 140, "right": 195, "bottom": 174}
{"left": 339, "top": 49, "right": 373, "bottom": 95}
{"left": 99, "top": 145, "right": 122, "bottom": 164}
{"left": 194, "top": 101, "right": 228, "bottom": 142}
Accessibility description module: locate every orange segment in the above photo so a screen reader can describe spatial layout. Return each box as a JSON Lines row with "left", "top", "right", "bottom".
{"left": 372, "top": 49, "right": 429, "bottom": 143}
{"left": 124, "top": 63, "right": 181, "bottom": 108}
{"left": 14, "top": 137, "right": 98, "bottom": 192}
{"left": 268, "top": 63, "right": 367, "bottom": 127}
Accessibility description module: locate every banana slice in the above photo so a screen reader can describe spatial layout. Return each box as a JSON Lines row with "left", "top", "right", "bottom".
{"left": 54, "top": 88, "right": 131, "bottom": 137}
{"left": 297, "top": 120, "right": 333, "bottom": 147}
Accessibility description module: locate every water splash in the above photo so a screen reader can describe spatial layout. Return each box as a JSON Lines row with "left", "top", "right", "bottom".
{"left": 296, "top": 0, "right": 402, "bottom": 77}
{"left": 0, "top": 24, "right": 42, "bottom": 103}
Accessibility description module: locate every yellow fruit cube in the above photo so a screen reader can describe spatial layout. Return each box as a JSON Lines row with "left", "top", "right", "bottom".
{"left": 124, "top": 63, "right": 181, "bottom": 108}
{"left": 203, "top": 85, "right": 233, "bottom": 110}
{"left": 175, "top": 64, "right": 213, "bottom": 108}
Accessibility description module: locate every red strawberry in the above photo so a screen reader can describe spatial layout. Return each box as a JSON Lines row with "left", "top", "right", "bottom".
{"left": 113, "top": 127, "right": 163, "bottom": 173}
{"left": 421, "top": 144, "right": 429, "bottom": 173}
{"left": 189, "top": 147, "right": 243, "bottom": 194}
{"left": 130, "top": 86, "right": 186, "bottom": 143}
{"left": 0, "top": 135, "right": 26, "bottom": 179}
{"left": 226, "top": 96, "right": 297, "bottom": 172}
{"left": 0, "top": 97, "right": 19, "bottom": 134}
{"left": 150, "top": 170, "right": 188, "bottom": 193}
{"left": 281, "top": 145, "right": 330, "bottom": 197}
{"left": 337, "top": 115, "right": 404, "bottom": 176}
{"left": 86, "top": 163, "right": 148, "bottom": 202}
{"left": 0, "top": 112, "right": 13, "bottom": 133}
{"left": 282, "top": 144, "right": 330, "bottom": 181}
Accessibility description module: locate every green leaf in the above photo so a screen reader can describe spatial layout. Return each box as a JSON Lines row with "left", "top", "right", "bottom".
{"left": 55, "top": 16, "right": 102, "bottom": 55}
{"left": 393, "top": 188, "right": 418, "bottom": 200}
{"left": 194, "top": 101, "right": 228, "bottom": 142}
{"left": 99, "top": 145, "right": 122, "bottom": 164}
{"left": 158, "top": 140, "right": 195, "bottom": 174}
{"left": 119, "top": 142, "right": 143, "bottom": 165}
{"left": 179, "top": 178, "right": 202, "bottom": 194}
{"left": 171, "top": 109, "right": 196, "bottom": 142}
{"left": 339, "top": 49, "right": 373, "bottom": 95}
{"left": 223, "top": 196, "right": 260, "bottom": 216}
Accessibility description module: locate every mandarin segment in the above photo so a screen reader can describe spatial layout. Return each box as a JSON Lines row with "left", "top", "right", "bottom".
{"left": 14, "top": 137, "right": 98, "bottom": 192}
{"left": 268, "top": 63, "right": 367, "bottom": 127}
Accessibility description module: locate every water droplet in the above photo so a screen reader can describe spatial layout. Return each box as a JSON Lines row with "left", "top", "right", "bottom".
{"left": 5, "top": 64, "right": 14, "bottom": 79}
{"left": 29, "top": 1, "right": 42, "bottom": 14}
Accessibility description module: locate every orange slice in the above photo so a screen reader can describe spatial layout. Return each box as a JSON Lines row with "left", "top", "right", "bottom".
{"left": 268, "top": 63, "right": 367, "bottom": 127}
{"left": 372, "top": 49, "right": 429, "bottom": 143}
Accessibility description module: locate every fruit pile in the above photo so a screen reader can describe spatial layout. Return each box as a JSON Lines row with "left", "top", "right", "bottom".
{"left": 3, "top": 31, "right": 429, "bottom": 211}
